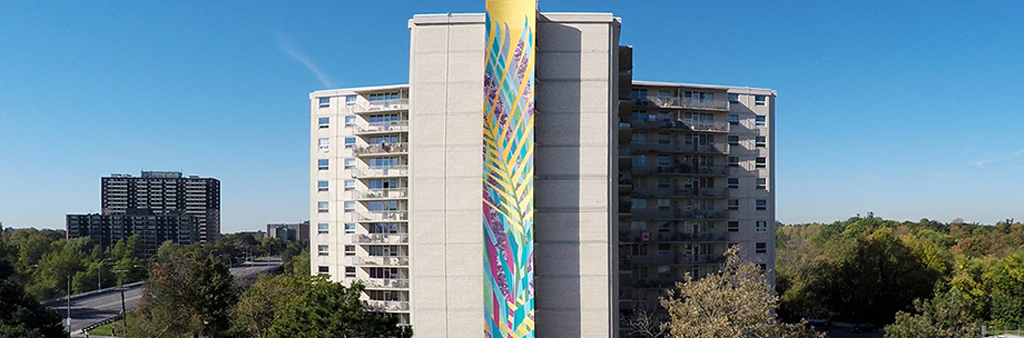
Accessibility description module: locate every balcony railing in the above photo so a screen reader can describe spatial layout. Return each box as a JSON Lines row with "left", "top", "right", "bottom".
{"left": 356, "top": 188, "right": 408, "bottom": 200}
{"left": 632, "top": 187, "right": 728, "bottom": 199}
{"left": 620, "top": 231, "right": 728, "bottom": 243}
{"left": 354, "top": 121, "right": 408, "bottom": 134}
{"left": 352, "top": 233, "right": 409, "bottom": 244}
{"left": 630, "top": 209, "right": 728, "bottom": 221}
{"left": 355, "top": 143, "right": 408, "bottom": 156}
{"left": 358, "top": 210, "right": 408, "bottom": 222}
{"left": 627, "top": 119, "right": 730, "bottom": 133}
{"left": 352, "top": 256, "right": 409, "bottom": 266}
{"left": 627, "top": 253, "right": 727, "bottom": 266}
{"left": 631, "top": 142, "right": 729, "bottom": 155}
{"left": 354, "top": 99, "right": 409, "bottom": 113}
{"left": 355, "top": 166, "right": 408, "bottom": 178}
{"left": 364, "top": 300, "right": 410, "bottom": 312}
{"left": 645, "top": 95, "right": 729, "bottom": 111}
{"left": 629, "top": 165, "right": 729, "bottom": 177}
{"left": 362, "top": 278, "right": 410, "bottom": 289}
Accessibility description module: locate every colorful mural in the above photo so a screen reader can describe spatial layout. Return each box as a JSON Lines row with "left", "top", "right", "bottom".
{"left": 483, "top": 1, "right": 536, "bottom": 337}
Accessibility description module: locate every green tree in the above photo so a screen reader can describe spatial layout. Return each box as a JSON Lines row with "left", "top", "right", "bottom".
{"left": 232, "top": 274, "right": 305, "bottom": 338}
{"left": 660, "top": 246, "right": 823, "bottom": 338}
{"left": 0, "top": 223, "right": 65, "bottom": 338}
{"left": 267, "top": 276, "right": 411, "bottom": 338}
{"left": 283, "top": 248, "right": 309, "bottom": 278}
{"left": 132, "top": 250, "right": 237, "bottom": 337}
{"left": 884, "top": 288, "right": 982, "bottom": 338}
{"left": 982, "top": 252, "right": 1024, "bottom": 325}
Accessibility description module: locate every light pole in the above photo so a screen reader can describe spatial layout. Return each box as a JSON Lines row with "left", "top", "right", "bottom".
{"left": 113, "top": 269, "right": 128, "bottom": 338}
{"left": 31, "top": 265, "right": 72, "bottom": 338}
{"left": 97, "top": 258, "right": 111, "bottom": 291}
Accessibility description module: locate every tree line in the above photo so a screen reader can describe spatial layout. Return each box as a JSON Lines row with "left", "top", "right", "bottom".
{"left": 776, "top": 215, "right": 1024, "bottom": 337}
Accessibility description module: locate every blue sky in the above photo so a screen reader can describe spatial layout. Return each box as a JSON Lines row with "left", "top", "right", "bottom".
{"left": 1, "top": 0, "right": 1022, "bottom": 232}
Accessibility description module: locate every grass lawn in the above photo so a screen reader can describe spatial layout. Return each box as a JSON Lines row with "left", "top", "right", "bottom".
{"left": 86, "top": 322, "right": 122, "bottom": 336}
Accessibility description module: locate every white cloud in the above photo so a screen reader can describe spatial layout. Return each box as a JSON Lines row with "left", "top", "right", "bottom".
{"left": 275, "top": 32, "right": 336, "bottom": 88}
{"left": 973, "top": 149, "right": 1024, "bottom": 167}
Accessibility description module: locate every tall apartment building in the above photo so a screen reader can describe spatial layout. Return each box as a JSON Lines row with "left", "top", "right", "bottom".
{"left": 267, "top": 221, "right": 310, "bottom": 244}
{"left": 310, "top": 11, "right": 775, "bottom": 338}
{"left": 102, "top": 171, "right": 221, "bottom": 242}
{"left": 66, "top": 210, "right": 199, "bottom": 256}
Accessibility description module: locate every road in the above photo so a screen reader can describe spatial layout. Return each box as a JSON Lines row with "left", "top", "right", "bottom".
{"left": 46, "top": 263, "right": 281, "bottom": 333}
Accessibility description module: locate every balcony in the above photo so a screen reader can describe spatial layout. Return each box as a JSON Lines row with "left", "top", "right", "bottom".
{"left": 364, "top": 300, "right": 410, "bottom": 312}
{"left": 627, "top": 252, "right": 727, "bottom": 266}
{"left": 627, "top": 119, "right": 730, "bottom": 133}
{"left": 355, "top": 166, "right": 408, "bottom": 178}
{"left": 354, "top": 121, "right": 408, "bottom": 135}
{"left": 631, "top": 142, "right": 729, "bottom": 155}
{"left": 353, "top": 99, "right": 409, "bottom": 113}
{"left": 632, "top": 187, "right": 728, "bottom": 199}
{"left": 645, "top": 95, "right": 729, "bottom": 111}
{"left": 362, "top": 278, "right": 410, "bottom": 290}
{"left": 630, "top": 209, "right": 728, "bottom": 221}
{"left": 352, "top": 256, "right": 409, "bottom": 267}
{"left": 629, "top": 165, "right": 729, "bottom": 177}
{"left": 620, "top": 231, "right": 728, "bottom": 243}
{"left": 356, "top": 188, "right": 408, "bottom": 200}
{"left": 355, "top": 143, "right": 408, "bottom": 157}
{"left": 352, "top": 233, "right": 409, "bottom": 244}
{"left": 357, "top": 210, "right": 408, "bottom": 222}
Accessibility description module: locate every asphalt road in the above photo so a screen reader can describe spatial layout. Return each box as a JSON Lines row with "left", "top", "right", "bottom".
{"left": 47, "top": 264, "right": 280, "bottom": 333}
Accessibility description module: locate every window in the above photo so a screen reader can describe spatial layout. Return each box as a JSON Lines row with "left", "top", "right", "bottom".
{"left": 318, "top": 245, "right": 329, "bottom": 256}
{"left": 344, "top": 201, "right": 355, "bottom": 212}
{"left": 318, "top": 223, "right": 329, "bottom": 234}
{"left": 631, "top": 155, "right": 647, "bottom": 166}
{"left": 728, "top": 114, "right": 739, "bottom": 124}
{"left": 756, "top": 178, "right": 766, "bottom": 190}
{"left": 318, "top": 266, "right": 329, "bottom": 274}
{"left": 344, "top": 223, "right": 356, "bottom": 234}
{"left": 318, "top": 138, "right": 330, "bottom": 152}
{"left": 318, "top": 97, "right": 330, "bottom": 108}
{"left": 755, "top": 136, "right": 766, "bottom": 147}
{"left": 755, "top": 242, "right": 767, "bottom": 254}
{"left": 344, "top": 115, "right": 356, "bottom": 127}
{"left": 345, "top": 266, "right": 356, "bottom": 278}
{"left": 728, "top": 199, "right": 739, "bottom": 211}
{"left": 317, "top": 201, "right": 329, "bottom": 213}
{"left": 756, "top": 157, "right": 766, "bottom": 168}
{"left": 657, "top": 133, "right": 670, "bottom": 144}
{"left": 727, "top": 135, "right": 739, "bottom": 146}
{"left": 756, "top": 199, "right": 767, "bottom": 210}
{"left": 345, "top": 95, "right": 357, "bottom": 106}
{"left": 728, "top": 93, "right": 739, "bottom": 103}
{"left": 728, "top": 156, "right": 739, "bottom": 167}
{"left": 318, "top": 117, "right": 330, "bottom": 128}
{"left": 317, "top": 159, "right": 329, "bottom": 170}
{"left": 755, "top": 116, "right": 766, "bottom": 127}
{"left": 657, "top": 177, "right": 670, "bottom": 188}
{"left": 755, "top": 95, "right": 767, "bottom": 106}
{"left": 657, "top": 155, "right": 671, "bottom": 167}
{"left": 317, "top": 180, "right": 329, "bottom": 192}
{"left": 344, "top": 137, "right": 356, "bottom": 148}
{"left": 658, "top": 244, "right": 671, "bottom": 256}
{"left": 344, "top": 180, "right": 356, "bottom": 190}
{"left": 345, "top": 245, "right": 355, "bottom": 256}
{"left": 658, "top": 222, "right": 671, "bottom": 233}
{"left": 631, "top": 133, "right": 647, "bottom": 144}
{"left": 728, "top": 221, "right": 739, "bottom": 232}
{"left": 756, "top": 220, "right": 768, "bottom": 233}
{"left": 728, "top": 178, "right": 739, "bottom": 189}
{"left": 657, "top": 199, "right": 670, "bottom": 210}
{"left": 344, "top": 158, "right": 356, "bottom": 169}
{"left": 631, "top": 199, "right": 648, "bottom": 210}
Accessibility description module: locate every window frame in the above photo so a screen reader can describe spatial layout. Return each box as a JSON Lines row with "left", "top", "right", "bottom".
{"left": 728, "top": 221, "right": 739, "bottom": 232}
{"left": 318, "top": 117, "right": 330, "bottom": 128}
{"left": 318, "top": 97, "right": 330, "bottom": 108}
{"left": 755, "top": 95, "right": 767, "bottom": 106}
{"left": 317, "top": 223, "right": 329, "bottom": 234}
{"left": 756, "top": 199, "right": 767, "bottom": 210}
{"left": 317, "top": 159, "right": 329, "bottom": 171}
{"left": 756, "top": 220, "right": 768, "bottom": 233}
{"left": 317, "top": 244, "right": 329, "bottom": 256}
{"left": 317, "top": 201, "right": 329, "bottom": 213}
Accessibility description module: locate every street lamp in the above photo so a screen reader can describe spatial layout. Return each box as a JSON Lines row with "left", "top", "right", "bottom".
{"left": 97, "top": 258, "right": 112, "bottom": 290}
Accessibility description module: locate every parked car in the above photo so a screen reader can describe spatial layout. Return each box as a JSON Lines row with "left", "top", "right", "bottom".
{"left": 805, "top": 317, "right": 830, "bottom": 328}
{"left": 850, "top": 323, "right": 878, "bottom": 333}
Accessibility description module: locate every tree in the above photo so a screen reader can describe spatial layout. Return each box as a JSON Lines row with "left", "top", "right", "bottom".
{"left": 624, "top": 306, "right": 666, "bottom": 338}
{"left": 131, "top": 250, "right": 237, "bottom": 337}
{"left": 884, "top": 288, "right": 982, "bottom": 338}
{"left": 660, "top": 246, "right": 823, "bottom": 338}
{"left": 267, "top": 277, "right": 411, "bottom": 338}
{"left": 0, "top": 223, "right": 65, "bottom": 338}
{"left": 232, "top": 274, "right": 306, "bottom": 338}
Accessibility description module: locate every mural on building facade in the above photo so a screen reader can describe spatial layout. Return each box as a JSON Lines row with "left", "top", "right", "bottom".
{"left": 483, "top": 0, "right": 536, "bottom": 337}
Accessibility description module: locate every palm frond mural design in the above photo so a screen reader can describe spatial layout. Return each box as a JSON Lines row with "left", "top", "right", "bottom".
{"left": 483, "top": 1, "right": 535, "bottom": 337}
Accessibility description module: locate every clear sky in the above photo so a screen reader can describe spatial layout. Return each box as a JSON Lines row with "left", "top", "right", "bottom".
{"left": 1, "top": 0, "right": 1022, "bottom": 232}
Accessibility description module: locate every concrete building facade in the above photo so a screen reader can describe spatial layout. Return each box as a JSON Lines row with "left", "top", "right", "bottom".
{"left": 310, "top": 10, "right": 775, "bottom": 338}
{"left": 267, "top": 221, "right": 310, "bottom": 244}
{"left": 102, "top": 171, "right": 221, "bottom": 242}
{"left": 66, "top": 210, "right": 199, "bottom": 256}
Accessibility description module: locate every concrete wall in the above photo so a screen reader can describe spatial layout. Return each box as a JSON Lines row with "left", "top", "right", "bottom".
{"left": 408, "top": 12, "right": 619, "bottom": 338}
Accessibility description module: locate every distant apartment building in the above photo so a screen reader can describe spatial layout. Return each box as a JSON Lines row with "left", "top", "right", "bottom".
{"left": 267, "top": 221, "right": 310, "bottom": 244}
{"left": 310, "top": 11, "right": 775, "bottom": 338}
{"left": 102, "top": 171, "right": 221, "bottom": 242}
{"left": 66, "top": 209, "right": 198, "bottom": 256}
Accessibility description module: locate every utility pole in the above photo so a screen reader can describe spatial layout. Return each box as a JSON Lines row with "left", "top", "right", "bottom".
{"left": 66, "top": 274, "right": 71, "bottom": 338}
{"left": 114, "top": 269, "right": 129, "bottom": 338}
